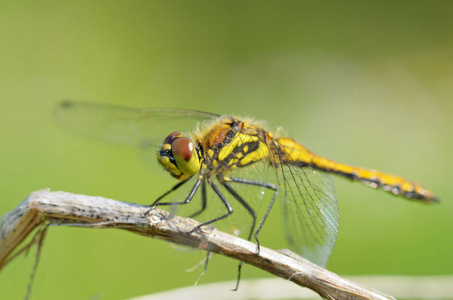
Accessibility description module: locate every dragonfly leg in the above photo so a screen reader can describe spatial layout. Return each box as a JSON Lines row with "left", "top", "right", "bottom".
{"left": 217, "top": 178, "right": 259, "bottom": 292}
{"left": 149, "top": 176, "right": 202, "bottom": 209}
{"left": 188, "top": 179, "right": 233, "bottom": 234}
{"left": 226, "top": 177, "right": 278, "bottom": 255}
{"left": 231, "top": 261, "right": 243, "bottom": 291}
{"left": 194, "top": 251, "right": 212, "bottom": 286}
{"left": 221, "top": 181, "right": 257, "bottom": 243}
{"left": 253, "top": 183, "right": 278, "bottom": 251}
{"left": 222, "top": 177, "right": 278, "bottom": 292}
{"left": 189, "top": 179, "right": 207, "bottom": 219}
{"left": 149, "top": 178, "right": 190, "bottom": 206}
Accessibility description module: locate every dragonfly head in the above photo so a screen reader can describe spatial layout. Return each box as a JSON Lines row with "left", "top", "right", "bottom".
{"left": 157, "top": 131, "right": 202, "bottom": 180}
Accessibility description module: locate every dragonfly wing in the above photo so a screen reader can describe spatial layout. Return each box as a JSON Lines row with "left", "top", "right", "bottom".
{"left": 272, "top": 146, "right": 339, "bottom": 267}
{"left": 55, "top": 100, "right": 219, "bottom": 147}
{"left": 279, "top": 165, "right": 338, "bottom": 267}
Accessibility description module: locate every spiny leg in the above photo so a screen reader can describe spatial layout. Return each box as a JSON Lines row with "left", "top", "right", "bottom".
{"left": 226, "top": 177, "right": 278, "bottom": 254}
{"left": 194, "top": 251, "right": 212, "bottom": 286}
{"left": 150, "top": 176, "right": 202, "bottom": 209}
{"left": 221, "top": 181, "right": 257, "bottom": 242}
{"left": 188, "top": 179, "right": 233, "bottom": 234}
{"left": 224, "top": 177, "right": 278, "bottom": 291}
{"left": 189, "top": 179, "right": 207, "bottom": 219}
{"left": 149, "top": 178, "right": 190, "bottom": 206}
{"left": 221, "top": 179, "right": 257, "bottom": 292}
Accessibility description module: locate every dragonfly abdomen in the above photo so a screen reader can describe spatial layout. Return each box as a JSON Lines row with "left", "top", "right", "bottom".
{"left": 276, "top": 137, "right": 438, "bottom": 203}
{"left": 323, "top": 161, "right": 439, "bottom": 203}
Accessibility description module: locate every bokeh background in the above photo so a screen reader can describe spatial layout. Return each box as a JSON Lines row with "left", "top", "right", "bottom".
{"left": 1, "top": 1, "right": 452, "bottom": 299}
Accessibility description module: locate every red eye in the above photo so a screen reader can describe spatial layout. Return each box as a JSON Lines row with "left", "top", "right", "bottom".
{"left": 172, "top": 137, "right": 194, "bottom": 161}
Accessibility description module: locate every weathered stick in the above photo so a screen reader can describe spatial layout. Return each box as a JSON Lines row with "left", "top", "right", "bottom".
{"left": 0, "top": 190, "right": 394, "bottom": 300}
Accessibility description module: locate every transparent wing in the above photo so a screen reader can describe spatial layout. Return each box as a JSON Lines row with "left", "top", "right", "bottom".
{"left": 55, "top": 100, "right": 219, "bottom": 146}
{"left": 271, "top": 141, "right": 339, "bottom": 267}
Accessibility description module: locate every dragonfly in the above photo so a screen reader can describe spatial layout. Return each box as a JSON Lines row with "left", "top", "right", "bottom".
{"left": 55, "top": 100, "right": 439, "bottom": 270}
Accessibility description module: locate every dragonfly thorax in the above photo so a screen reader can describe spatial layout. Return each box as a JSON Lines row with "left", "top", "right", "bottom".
{"left": 157, "top": 131, "right": 202, "bottom": 180}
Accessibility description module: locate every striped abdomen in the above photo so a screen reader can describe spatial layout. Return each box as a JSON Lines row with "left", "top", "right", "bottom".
{"left": 275, "top": 137, "right": 439, "bottom": 203}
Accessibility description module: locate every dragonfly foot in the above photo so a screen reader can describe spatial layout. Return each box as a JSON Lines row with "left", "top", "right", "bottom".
{"left": 254, "top": 244, "right": 261, "bottom": 256}
{"left": 188, "top": 225, "right": 201, "bottom": 235}
{"left": 143, "top": 205, "right": 157, "bottom": 218}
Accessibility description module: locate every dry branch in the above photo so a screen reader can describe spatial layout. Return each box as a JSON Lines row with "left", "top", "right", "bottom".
{"left": 0, "top": 190, "right": 394, "bottom": 300}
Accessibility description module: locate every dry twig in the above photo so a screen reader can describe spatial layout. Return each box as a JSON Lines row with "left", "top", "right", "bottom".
{"left": 0, "top": 190, "right": 394, "bottom": 300}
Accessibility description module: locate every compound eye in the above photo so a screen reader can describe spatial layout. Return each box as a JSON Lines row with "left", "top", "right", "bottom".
{"left": 171, "top": 137, "right": 201, "bottom": 176}
{"left": 172, "top": 137, "right": 194, "bottom": 161}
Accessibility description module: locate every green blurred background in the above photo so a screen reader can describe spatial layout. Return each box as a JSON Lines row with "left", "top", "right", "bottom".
{"left": 1, "top": 1, "right": 452, "bottom": 299}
